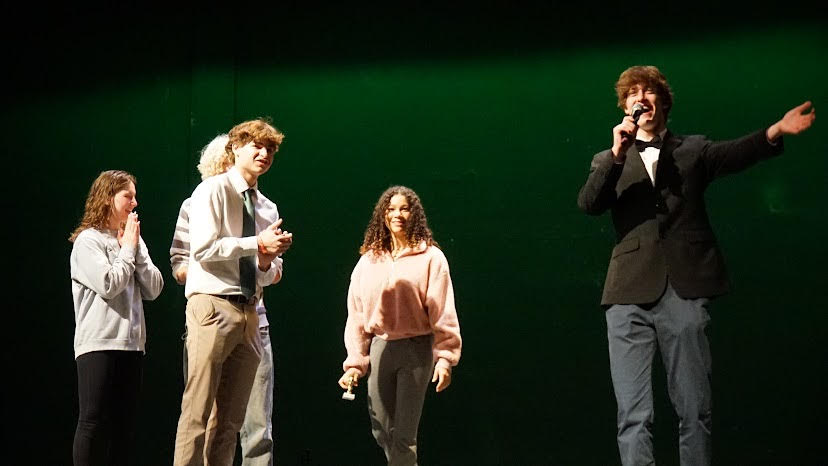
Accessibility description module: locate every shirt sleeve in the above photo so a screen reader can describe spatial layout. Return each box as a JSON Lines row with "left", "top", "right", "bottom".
{"left": 426, "top": 251, "right": 462, "bottom": 371}
{"left": 71, "top": 232, "right": 137, "bottom": 300}
{"left": 169, "top": 199, "right": 191, "bottom": 278}
{"left": 255, "top": 200, "right": 282, "bottom": 287}
{"left": 343, "top": 259, "right": 372, "bottom": 375}
{"left": 257, "top": 256, "right": 281, "bottom": 286}
{"left": 577, "top": 149, "right": 625, "bottom": 215}
{"left": 135, "top": 237, "right": 164, "bottom": 301}
{"left": 700, "top": 128, "right": 784, "bottom": 181}
{"left": 189, "top": 182, "right": 258, "bottom": 263}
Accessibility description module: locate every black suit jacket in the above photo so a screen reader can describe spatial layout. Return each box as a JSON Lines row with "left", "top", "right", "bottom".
{"left": 578, "top": 129, "right": 783, "bottom": 305}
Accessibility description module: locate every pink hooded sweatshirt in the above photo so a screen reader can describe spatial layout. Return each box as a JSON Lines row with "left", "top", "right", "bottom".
{"left": 343, "top": 243, "right": 462, "bottom": 375}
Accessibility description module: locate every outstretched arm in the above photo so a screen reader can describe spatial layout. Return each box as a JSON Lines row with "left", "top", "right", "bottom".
{"left": 766, "top": 101, "right": 816, "bottom": 142}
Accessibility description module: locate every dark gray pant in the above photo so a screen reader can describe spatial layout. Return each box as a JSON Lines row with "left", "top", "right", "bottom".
{"left": 367, "top": 335, "right": 434, "bottom": 466}
{"left": 606, "top": 282, "right": 712, "bottom": 466}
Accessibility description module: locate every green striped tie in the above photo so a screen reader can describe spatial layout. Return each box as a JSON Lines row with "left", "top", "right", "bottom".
{"left": 239, "top": 189, "right": 256, "bottom": 300}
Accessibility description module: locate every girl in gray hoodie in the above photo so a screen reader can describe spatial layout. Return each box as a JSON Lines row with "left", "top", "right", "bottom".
{"left": 68, "top": 170, "right": 163, "bottom": 466}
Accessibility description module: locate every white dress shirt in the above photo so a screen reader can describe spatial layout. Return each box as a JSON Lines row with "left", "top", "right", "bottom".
{"left": 185, "top": 166, "right": 281, "bottom": 299}
{"left": 171, "top": 196, "right": 274, "bottom": 327}
{"left": 639, "top": 128, "right": 668, "bottom": 184}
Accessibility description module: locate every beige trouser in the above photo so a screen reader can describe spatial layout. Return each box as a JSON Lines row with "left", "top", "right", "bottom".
{"left": 174, "top": 294, "right": 262, "bottom": 466}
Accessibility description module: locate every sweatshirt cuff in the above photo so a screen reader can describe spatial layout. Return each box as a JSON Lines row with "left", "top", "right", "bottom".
{"left": 119, "top": 244, "right": 137, "bottom": 261}
{"left": 435, "top": 358, "right": 452, "bottom": 371}
{"left": 136, "top": 240, "right": 150, "bottom": 264}
{"left": 343, "top": 356, "right": 370, "bottom": 375}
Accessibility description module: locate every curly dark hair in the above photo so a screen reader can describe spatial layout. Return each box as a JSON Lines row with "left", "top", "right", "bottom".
{"left": 359, "top": 186, "right": 439, "bottom": 255}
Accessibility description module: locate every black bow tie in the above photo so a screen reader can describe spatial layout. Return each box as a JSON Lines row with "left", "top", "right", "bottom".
{"left": 635, "top": 138, "right": 662, "bottom": 151}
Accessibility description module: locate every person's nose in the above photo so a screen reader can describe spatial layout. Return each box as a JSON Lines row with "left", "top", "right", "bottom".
{"left": 133, "top": 198, "right": 138, "bottom": 208}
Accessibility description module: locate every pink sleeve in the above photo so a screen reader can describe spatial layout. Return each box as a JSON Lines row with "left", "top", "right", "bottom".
{"left": 342, "top": 260, "right": 372, "bottom": 375}
{"left": 426, "top": 252, "right": 462, "bottom": 370}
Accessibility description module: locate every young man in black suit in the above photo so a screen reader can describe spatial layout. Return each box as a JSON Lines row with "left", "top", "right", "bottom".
{"left": 578, "top": 65, "right": 815, "bottom": 466}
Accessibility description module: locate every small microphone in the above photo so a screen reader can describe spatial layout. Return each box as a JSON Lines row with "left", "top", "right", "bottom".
{"left": 631, "top": 103, "right": 647, "bottom": 124}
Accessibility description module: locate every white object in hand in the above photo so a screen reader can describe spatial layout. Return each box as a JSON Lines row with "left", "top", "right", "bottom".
{"left": 342, "top": 376, "right": 356, "bottom": 401}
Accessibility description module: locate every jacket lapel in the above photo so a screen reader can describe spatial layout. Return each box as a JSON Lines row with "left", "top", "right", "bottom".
{"left": 653, "top": 131, "right": 682, "bottom": 188}
{"left": 624, "top": 144, "right": 649, "bottom": 183}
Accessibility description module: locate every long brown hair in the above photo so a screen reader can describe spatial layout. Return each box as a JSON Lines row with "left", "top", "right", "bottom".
{"left": 359, "top": 186, "right": 438, "bottom": 255}
{"left": 68, "top": 170, "right": 136, "bottom": 242}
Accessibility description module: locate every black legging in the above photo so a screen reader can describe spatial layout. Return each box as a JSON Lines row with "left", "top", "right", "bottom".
{"left": 73, "top": 350, "right": 143, "bottom": 466}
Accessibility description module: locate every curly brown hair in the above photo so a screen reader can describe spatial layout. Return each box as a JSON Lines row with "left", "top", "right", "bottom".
{"left": 615, "top": 65, "right": 674, "bottom": 117}
{"left": 68, "top": 170, "right": 136, "bottom": 242}
{"left": 359, "top": 186, "right": 439, "bottom": 255}
{"left": 225, "top": 118, "right": 285, "bottom": 164}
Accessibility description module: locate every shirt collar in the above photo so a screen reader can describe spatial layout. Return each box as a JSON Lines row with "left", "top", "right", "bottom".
{"left": 227, "top": 166, "right": 256, "bottom": 194}
{"left": 638, "top": 128, "right": 668, "bottom": 143}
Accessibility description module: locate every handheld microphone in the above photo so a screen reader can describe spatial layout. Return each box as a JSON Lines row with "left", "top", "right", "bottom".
{"left": 631, "top": 103, "right": 647, "bottom": 124}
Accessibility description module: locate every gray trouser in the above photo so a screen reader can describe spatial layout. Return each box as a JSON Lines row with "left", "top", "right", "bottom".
{"left": 182, "top": 324, "right": 275, "bottom": 466}
{"left": 240, "top": 326, "right": 275, "bottom": 466}
{"left": 606, "top": 282, "right": 712, "bottom": 466}
{"left": 367, "top": 335, "right": 434, "bottom": 466}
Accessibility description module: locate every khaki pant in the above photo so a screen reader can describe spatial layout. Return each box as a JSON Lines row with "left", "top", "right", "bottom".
{"left": 174, "top": 294, "right": 262, "bottom": 466}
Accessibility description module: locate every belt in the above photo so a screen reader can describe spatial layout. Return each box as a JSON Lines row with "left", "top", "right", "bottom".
{"left": 213, "top": 294, "right": 256, "bottom": 305}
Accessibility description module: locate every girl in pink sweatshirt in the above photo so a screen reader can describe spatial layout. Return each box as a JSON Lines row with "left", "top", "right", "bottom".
{"left": 338, "top": 185, "right": 462, "bottom": 465}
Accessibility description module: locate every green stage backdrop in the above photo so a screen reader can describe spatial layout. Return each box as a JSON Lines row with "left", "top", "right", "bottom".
{"left": 4, "top": 5, "right": 826, "bottom": 465}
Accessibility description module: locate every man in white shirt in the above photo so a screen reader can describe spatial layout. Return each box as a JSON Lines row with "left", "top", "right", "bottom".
{"left": 173, "top": 119, "right": 293, "bottom": 466}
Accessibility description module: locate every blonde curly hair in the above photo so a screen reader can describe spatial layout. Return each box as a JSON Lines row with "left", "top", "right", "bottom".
{"left": 196, "top": 134, "right": 232, "bottom": 180}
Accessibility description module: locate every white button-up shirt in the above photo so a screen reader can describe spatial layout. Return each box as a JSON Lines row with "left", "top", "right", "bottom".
{"left": 639, "top": 128, "right": 668, "bottom": 184}
{"left": 185, "top": 166, "right": 281, "bottom": 299}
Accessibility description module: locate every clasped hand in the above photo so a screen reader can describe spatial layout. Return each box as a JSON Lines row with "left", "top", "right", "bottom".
{"left": 118, "top": 212, "right": 140, "bottom": 248}
{"left": 257, "top": 218, "right": 293, "bottom": 256}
